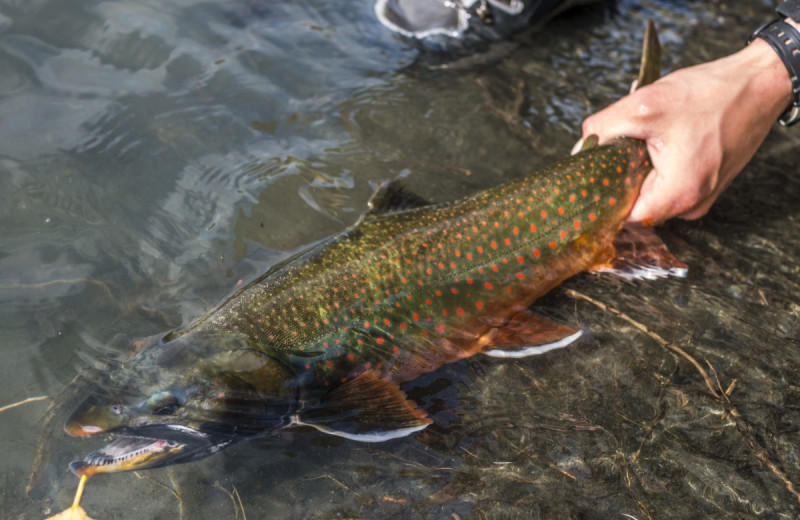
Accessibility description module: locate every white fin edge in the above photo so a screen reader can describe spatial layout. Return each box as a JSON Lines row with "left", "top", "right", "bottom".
{"left": 597, "top": 265, "right": 688, "bottom": 281}
{"left": 485, "top": 330, "right": 583, "bottom": 358}
{"left": 290, "top": 415, "right": 429, "bottom": 442}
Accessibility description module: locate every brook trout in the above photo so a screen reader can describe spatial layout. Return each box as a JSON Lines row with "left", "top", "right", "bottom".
{"left": 65, "top": 22, "right": 683, "bottom": 475}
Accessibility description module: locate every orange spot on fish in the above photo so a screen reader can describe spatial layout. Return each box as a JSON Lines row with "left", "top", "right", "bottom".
{"left": 484, "top": 282, "right": 494, "bottom": 290}
{"left": 533, "top": 249, "right": 541, "bottom": 258}
{"left": 574, "top": 220, "right": 581, "bottom": 230}
{"left": 456, "top": 307, "right": 465, "bottom": 316}
{"left": 530, "top": 224, "right": 537, "bottom": 233}
{"left": 603, "top": 178, "right": 610, "bottom": 186}
{"left": 347, "top": 353, "right": 355, "bottom": 361}
{"left": 559, "top": 230, "right": 566, "bottom": 240}
{"left": 540, "top": 210, "right": 547, "bottom": 219}
{"left": 512, "top": 226, "right": 519, "bottom": 235}
{"left": 548, "top": 241, "right": 557, "bottom": 249}
{"left": 558, "top": 207, "right": 565, "bottom": 216}
{"left": 476, "top": 301, "right": 484, "bottom": 310}
{"left": 589, "top": 213, "right": 597, "bottom": 222}
{"left": 435, "top": 324, "right": 446, "bottom": 334}
{"left": 609, "top": 197, "right": 617, "bottom": 206}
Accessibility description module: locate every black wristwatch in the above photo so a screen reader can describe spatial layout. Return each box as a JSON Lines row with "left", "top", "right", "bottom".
{"left": 749, "top": 0, "right": 800, "bottom": 126}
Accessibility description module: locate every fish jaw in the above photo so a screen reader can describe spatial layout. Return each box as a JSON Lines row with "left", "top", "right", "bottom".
{"left": 67, "top": 424, "right": 225, "bottom": 476}
{"left": 63, "top": 332, "right": 298, "bottom": 474}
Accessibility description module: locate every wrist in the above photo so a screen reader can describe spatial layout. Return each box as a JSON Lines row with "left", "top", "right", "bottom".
{"left": 748, "top": 12, "right": 800, "bottom": 125}
{"left": 740, "top": 38, "right": 795, "bottom": 120}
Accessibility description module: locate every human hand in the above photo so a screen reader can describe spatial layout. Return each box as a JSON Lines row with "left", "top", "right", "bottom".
{"left": 574, "top": 37, "right": 794, "bottom": 224}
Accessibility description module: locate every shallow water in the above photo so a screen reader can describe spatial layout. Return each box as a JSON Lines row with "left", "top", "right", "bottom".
{"left": 1, "top": 0, "right": 799, "bottom": 518}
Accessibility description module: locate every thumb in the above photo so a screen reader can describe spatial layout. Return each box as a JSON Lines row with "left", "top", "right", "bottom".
{"left": 579, "top": 86, "right": 662, "bottom": 145}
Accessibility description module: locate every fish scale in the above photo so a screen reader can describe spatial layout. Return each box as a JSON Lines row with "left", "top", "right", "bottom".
{"left": 192, "top": 137, "right": 651, "bottom": 387}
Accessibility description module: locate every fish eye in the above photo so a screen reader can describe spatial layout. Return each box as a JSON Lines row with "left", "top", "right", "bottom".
{"left": 111, "top": 404, "right": 123, "bottom": 415}
{"left": 146, "top": 390, "right": 184, "bottom": 416}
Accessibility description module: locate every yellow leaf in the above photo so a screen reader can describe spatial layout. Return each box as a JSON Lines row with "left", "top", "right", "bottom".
{"left": 44, "top": 505, "right": 98, "bottom": 520}
{"left": 45, "top": 475, "right": 98, "bottom": 520}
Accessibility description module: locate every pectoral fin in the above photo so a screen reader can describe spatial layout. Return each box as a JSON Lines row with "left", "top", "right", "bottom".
{"left": 294, "top": 371, "right": 431, "bottom": 442}
{"left": 482, "top": 310, "right": 583, "bottom": 358}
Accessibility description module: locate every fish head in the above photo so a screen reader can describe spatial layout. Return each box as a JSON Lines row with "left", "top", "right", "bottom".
{"left": 64, "top": 332, "right": 296, "bottom": 475}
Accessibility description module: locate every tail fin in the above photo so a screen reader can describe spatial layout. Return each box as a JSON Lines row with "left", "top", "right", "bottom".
{"left": 634, "top": 20, "right": 661, "bottom": 91}
{"left": 573, "top": 21, "right": 662, "bottom": 154}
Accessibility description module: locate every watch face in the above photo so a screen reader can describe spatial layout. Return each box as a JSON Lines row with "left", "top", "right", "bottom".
{"left": 778, "top": 0, "right": 800, "bottom": 23}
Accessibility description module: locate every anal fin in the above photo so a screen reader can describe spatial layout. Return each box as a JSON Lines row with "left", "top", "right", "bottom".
{"left": 594, "top": 223, "right": 688, "bottom": 280}
{"left": 294, "top": 371, "right": 431, "bottom": 442}
{"left": 483, "top": 310, "right": 583, "bottom": 358}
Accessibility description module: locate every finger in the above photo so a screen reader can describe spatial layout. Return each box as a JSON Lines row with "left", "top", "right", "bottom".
{"left": 627, "top": 172, "right": 672, "bottom": 224}
{"left": 626, "top": 165, "right": 702, "bottom": 224}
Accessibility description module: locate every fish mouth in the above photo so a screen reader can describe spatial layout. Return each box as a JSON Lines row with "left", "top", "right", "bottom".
{"left": 69, "top": 426, "right": 213, "bottom": 476}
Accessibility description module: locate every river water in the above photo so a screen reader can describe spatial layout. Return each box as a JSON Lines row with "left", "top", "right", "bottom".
{"left": 1, "top": 0, "right": 798, "bottom": 518}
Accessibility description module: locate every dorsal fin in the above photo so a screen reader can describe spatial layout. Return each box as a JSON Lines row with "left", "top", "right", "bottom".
{"left": 366, "top": 180, "right": 430, "bottom": 217}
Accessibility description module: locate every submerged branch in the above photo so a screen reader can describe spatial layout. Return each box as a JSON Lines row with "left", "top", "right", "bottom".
{"left": 564, "top": 288, "right": 800, "bottom": 504}
{"left": 0, "top": 395, "right": 49, "bottom": 415}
